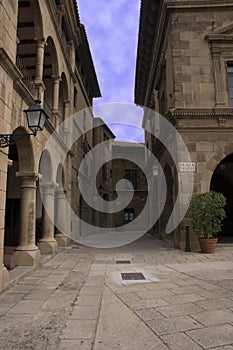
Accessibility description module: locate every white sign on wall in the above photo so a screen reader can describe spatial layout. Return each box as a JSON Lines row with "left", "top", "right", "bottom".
{"left": 179, "top": 162, "right": 196, "bottom": 172}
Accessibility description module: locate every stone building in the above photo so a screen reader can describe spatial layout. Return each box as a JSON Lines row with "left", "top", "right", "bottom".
{"left": 135, "top": 0, "right": 233, "bottom": 249}
{"left": 92, "top": 118, "right": 115, "bottom": 228}
{"left": 112, "top": 142, "right": 148, "bottom": 230}
{"left": 0, "top": 0, "right": 100, "bottom": 293}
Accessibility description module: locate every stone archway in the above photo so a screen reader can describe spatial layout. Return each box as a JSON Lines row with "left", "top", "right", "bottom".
{"left": 59, "top": 72, "right": 69, "bottom": 123}
{"left": 200, "top": 144, "right": 233, "bottom": 193}
{"left": 8, "top": 127, "right": 41, "bottom": 269}
{"left": 54, "top": 164, "right": 69, "bottom": 246}
{"left": 16, "top": 0, "right": 44, "bottom": 95}
{"left": 43, "top": 36, "right": 60, "bottom": 115}
{"left": 210, "top": 153, "right": 233, "bottom": 240}
{"left": 37, "top": 150, "right": 58, "bottom": 255}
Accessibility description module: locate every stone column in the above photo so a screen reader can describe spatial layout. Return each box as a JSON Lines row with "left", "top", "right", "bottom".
{"left": 34, "top": 38, "right": 46, "bottom": 102}
{"left": 0, "top": 154, "right": 9, "bottom": 293}
{"left": 38, "top": 183, "right": 58, "bottom": 255}
{"left": 63, "top": 100, "right": 70, "bottom": 144}
{"left": 63, "top": 100, "right": 70, "bottom": 121}
{"left": 55, "top": 187, "right": 69, "bottom": 247}
{"left": 51, "top": 75, "right": 61, "bottom": 128}
{"left": 10, "top": 173, "right": 41, "bottom": 269}
{"left": 52, "top": 75, "right": 61, "bottom": 113}
{"left": 35, "top": 39, "right": 46, "bottom": 81}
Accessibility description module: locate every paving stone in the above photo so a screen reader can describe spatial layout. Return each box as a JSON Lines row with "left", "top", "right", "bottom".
{"left": 125, "top": 297, "right": 169, "bottom": 310}
{"left": 0, "top": 306, "right": 11, "bottom": 315}
{"left": 79, "top": 287, "right": 103, "bottom": 295}
{"left": 0, "top": 292, "right": 24, "bottom": 306}
{"left": 198, "top": 289, "right": 233, "bottom": 299}
{"left": 23, "top": 289, "right": 54, "bottom": 300}
{"left": 158, "top": 303, "right": 204, "bottom": 317}
{"left": 61, "top": 320, "right": 97, "bottom": 340}
{"left": 136, "top": 289, "right": 175, "bottom": 299}
{"left": 6, "top": 300, "right": 44, "bottom": 314}
{"left": 170, "top": 285, "right": 205, "bottom": 295}
{"left": 195, "top": 297, "right": 233, "bottom": 311}
{"left": 163, "top": 293, "right": 204, "bottom": 305}
{"left": 84, "top": 280, "right": 105, "bottom": 287}
{"left": 70, "top": 306, "right": 100, "bottom": 320}
{"left": 2, "top": 235, "right": 233, "bottom": 349}
{"left": 135, "top": 308, "right": 165, "bottom": 321}
{"left": 191, "top": 309, "right": 233, "bottom": 326}
{"left": 118, "top": 292, "right": 141, "bottom": 302}
{"left": 147, "top": 315, "right": 202, "bottom": 335}
{"left": 146, "top": 282, "right": 179, "bottom": 290}
{"left": 161, "top": 332, "right": 202, "bottom": 350}
{"left": 8, "top": 283, "right": 36, "bottom": 294}
{"left": 187, "top": 324, "right": 233, "bottom": 348}
{"left": 59, "top": 339, "right": 93, "bottom": 350}
{"left": 93, "top": 288, "right": 169, "bottom": 350}
{"left": 0, "top": 314, "right": 32, "bottom": 330}
{"left": 41, "top": 290, "right": 77, "bottom": 311}
{"left": 76, "top": 294, "right": 102, "bottom": 306}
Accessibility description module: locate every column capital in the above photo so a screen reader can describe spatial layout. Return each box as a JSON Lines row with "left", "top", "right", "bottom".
{"left": 34, "top": 37, "right": 46, "bottom": 46}
{"left": 55, "top": 187, "right": 67, "bottom": 198}
{"left": 40, "top": 182, "right": 58, "bottom": 195}
{"left": 16, "top": 172, "right": 40, "bottom": 181}
{"left": 51, "top": 75, "right": 61, "bottom": 81}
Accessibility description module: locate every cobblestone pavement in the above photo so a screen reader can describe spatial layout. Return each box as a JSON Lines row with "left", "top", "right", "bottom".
{"left": 1, "top": 234, "right": 233, "bottom": 349}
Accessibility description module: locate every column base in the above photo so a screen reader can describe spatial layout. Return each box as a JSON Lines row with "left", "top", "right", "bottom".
{"left": 38, "top": 240, "right": 58, "bottom": 255}
{"left": 10, "top": 249, "right": 41, "bottom": 269}
{"left": 55, "top": 234, "right": 69, "bottom": 247}
{"left": 0, "top": 265, "right": 9, "bottom": 294}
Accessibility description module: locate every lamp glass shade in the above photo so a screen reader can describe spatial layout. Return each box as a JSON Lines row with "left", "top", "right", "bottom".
{"left": 24, "top": 100, "right": 48, "bottom": 134}
{"left": 27, "top": 110, "right": 41, "bottom": 133}
{"left": 38, "top": 111, "right": 47, "bottom": 130}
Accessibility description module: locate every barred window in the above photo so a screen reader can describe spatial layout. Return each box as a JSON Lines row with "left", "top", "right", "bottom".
{"left": 124, "top": 208, "right": 135, "bottom": 223}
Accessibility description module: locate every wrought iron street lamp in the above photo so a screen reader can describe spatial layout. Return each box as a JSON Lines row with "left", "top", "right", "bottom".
{"left": 0, "top": 100, "right": 49, "bottom": 148}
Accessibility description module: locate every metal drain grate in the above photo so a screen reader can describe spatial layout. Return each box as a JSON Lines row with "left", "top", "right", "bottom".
{"left": 121, "top": 272, "right": 145, "bottom": 280}
{"left": 116, "top": 260, "right": 131, "bottom": 264}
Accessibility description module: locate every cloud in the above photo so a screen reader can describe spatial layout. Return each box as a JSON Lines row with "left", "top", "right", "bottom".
{"left": 77, "top": 0, "right": 143, "bottom": 140}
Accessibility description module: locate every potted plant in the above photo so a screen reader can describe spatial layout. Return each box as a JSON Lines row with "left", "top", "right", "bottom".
{"left": 189, "top": 191, "right": 226, "bottom": 253}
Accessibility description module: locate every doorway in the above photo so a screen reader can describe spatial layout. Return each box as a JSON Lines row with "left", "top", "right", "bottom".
{"left": 210, "top": 153, "right": 233, "bottom": 241}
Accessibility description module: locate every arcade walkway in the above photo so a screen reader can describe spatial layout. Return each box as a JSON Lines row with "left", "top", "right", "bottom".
{"left": 1, "top": 234, "right": 233, "bottom": 349}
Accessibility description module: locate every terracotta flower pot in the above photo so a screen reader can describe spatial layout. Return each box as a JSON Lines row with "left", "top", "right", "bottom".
{"left": 198, "top": 237, "right": 218, "bottom": 254}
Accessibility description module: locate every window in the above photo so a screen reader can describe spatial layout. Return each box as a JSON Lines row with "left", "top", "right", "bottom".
{"left": 124, "top": 169, "right": 137, "bottom": 190}
{"left": 61, "top": 18, "right": 69, "bottom": 44}
{"left": 124, "top": 208, "right": 135, "bottom": 223}
{"left": 227, "top": 64, "right": 233, "bottom": 107}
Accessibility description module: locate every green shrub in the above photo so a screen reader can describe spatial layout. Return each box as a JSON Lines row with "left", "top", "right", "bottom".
{"left": 189, "top": 191, "right": 226, "bottom": 238}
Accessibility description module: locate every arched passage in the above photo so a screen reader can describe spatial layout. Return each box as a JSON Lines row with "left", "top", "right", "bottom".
{"left": 16, "top": 0, "right": 44, "bottom": 92}
{"left": 54, "top": 164, "right": 69, "bottom": 246}
{"left": 59, "top": 72, "right": 69, "bottom": 123}
{"left": 5, "top": 127, "right": 39, "bottom": 269}
{"left": 43, "top": 36, "right": 59, "bottom": 112}
{"left": 37, "top": 150, "right": 58, "bottom": 255}
{"left": 210, "top": 153, "right": 233, "bottom": 240}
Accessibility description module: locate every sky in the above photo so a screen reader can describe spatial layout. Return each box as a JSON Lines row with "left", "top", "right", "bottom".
{"left": 77, "top": 0, "right": 144, "bottom": 142}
